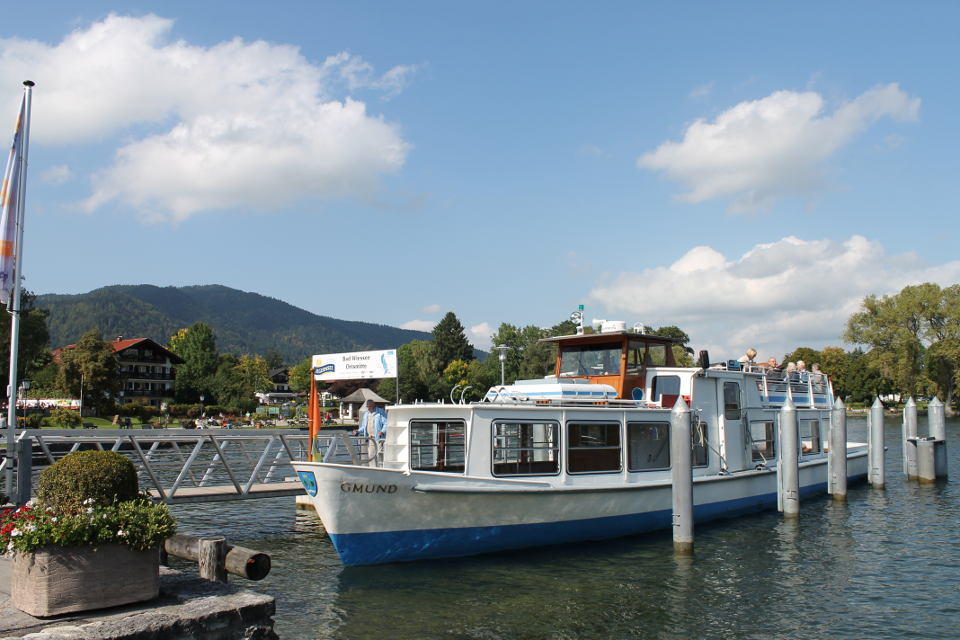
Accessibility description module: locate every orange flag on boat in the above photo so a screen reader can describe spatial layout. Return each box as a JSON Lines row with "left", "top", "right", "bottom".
{"left": 0, "top": 96, "right": 25, "bottom": 306}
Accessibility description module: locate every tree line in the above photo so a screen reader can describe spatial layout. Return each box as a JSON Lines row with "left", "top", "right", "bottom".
{"left": 20, "top": 321, "right": 273, "bottom": 415}
{"left": 4, "top": 284, "right": 959, "bottom": 415}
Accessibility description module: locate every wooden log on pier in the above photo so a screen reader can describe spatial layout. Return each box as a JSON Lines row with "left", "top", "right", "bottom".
{"left": 164, "top": 534, "right": 272, "bottom": 581}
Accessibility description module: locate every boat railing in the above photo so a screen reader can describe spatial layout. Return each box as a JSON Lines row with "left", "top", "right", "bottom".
{"left": 314, "top": 433, "right": 382, "bottom": 466}
{"left": 480, "top": 396, "right": 666, "bottom": 409}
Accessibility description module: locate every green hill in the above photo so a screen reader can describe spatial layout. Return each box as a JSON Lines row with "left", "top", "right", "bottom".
{"left": 36, "top": 284, "right": 432, "bottom": 364}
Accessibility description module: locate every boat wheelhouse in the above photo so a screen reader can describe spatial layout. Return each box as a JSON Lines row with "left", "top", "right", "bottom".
{"left": 294, "top": 327, "right": 867, "bottom": 566}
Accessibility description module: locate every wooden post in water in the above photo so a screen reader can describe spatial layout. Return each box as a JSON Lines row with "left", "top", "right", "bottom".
{"left": 829, "top": 397, "right": 847, "bottom": 500}
{"left": 670, "top": 397, "right": 693, "bottom": 555}
{"left": 779, "top": 394, "right": 800, "bottom": 517}
{"left": 868, "top": 397, "right": 885, "bottom": 489}
{"left": 198, "top": 537, "right": 228, "bottom": 583}
{"left": 903, "top": 397, "right": 919, "bottom": 479}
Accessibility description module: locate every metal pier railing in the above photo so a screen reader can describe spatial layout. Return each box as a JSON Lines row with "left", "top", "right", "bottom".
{"left": 6, "top": 428, "right": 313, "bottom": 505}
{"left": 2, "top": 428, "right": 385, "bottom": 504}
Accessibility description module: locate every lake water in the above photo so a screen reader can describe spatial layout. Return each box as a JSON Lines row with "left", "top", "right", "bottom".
{"left": 169, "top": 417, "right": 960, "bottom": 639}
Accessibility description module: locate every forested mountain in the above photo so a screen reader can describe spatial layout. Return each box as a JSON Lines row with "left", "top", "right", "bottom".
{"left": 36, "top": 285, "right": 431, "bottom": 364}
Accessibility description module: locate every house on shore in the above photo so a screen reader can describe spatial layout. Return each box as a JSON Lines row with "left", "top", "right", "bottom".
{"left": 54, "top": 337, "right": 185, "bottom": 408}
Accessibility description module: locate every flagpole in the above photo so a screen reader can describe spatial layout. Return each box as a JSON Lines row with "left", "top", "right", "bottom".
{"left": 5, "top": 80, "right": 33, "bottom": 498}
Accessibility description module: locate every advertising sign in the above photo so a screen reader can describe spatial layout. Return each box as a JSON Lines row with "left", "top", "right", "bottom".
{"left": 312, "top": 349, "right": 397, "bottom": 381}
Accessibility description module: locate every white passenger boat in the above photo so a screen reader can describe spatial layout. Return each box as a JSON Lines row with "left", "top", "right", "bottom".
{"left": 293, "top": 328, "right": 868, "bottom": 566}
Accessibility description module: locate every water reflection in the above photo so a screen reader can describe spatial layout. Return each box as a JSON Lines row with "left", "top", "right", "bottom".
{"left": 167, "top": 417, "right": 960, "bottom": 640}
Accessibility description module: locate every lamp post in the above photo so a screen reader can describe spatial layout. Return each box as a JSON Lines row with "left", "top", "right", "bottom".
{"left": 199, "top": 395, "right": 205, "bottom": 418}
{"left": 493, "top": 345, "right": 511, "bottom": 386}
{"left": 78, "top": 373, "right": 84, "bottom": 418}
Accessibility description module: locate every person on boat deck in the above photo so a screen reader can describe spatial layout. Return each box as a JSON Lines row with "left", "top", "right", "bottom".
{"left": 810, "top": 363, "right": 825, "bottom": 388}
{"left": 738, "top": 348, "right": 758, "bottom": 370}
{"left": 784, "top": 362, "right": 798, "bottom": 381}
{"left": 796, "top": 360, "right": 808, "bottom": 381}
{"left": 765, "top": 356, "right": 779, "bottom": 370}
{"left": 356, "top": 399, "right": 388, "bottom": 440}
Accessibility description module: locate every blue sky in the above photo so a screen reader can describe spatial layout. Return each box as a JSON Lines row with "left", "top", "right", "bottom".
{"left": 1, "top": 1, "right": 957, "bottom": 360}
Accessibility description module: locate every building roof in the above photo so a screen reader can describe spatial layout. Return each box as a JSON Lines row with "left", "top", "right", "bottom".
{"left": 338, "top": 388, "right": 389, "bottom": 404}
{"left": 53, "top": 337, "right": 185, "bottom": 364}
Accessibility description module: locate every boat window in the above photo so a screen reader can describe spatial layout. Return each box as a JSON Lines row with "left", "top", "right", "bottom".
{"left": 559, "top": 344, "right": 622, "bottom": 377}
{"left": 652, "top": 376, "right": 681, "bottom": 404}
{"left": 626, "top": 344, "right": 647, "bottom": 374}
{"left": 409, "top": 420, "right": 466, "bottom": 473}
{"left": 692, "top": 420, "right": 709, "bottom": 467}
{"left": 723, "top": 382, "right": 741, "bottom": 420}
{"left": 567, "top": 422, "right": 621, "bottom": 473}
{"left": 750, "top": 421, "right": 776, "bottom": 462}
{"left": 801, "top": 420, "right": 821, "bottom": 455}
{"left": 647, "top": 344, "right": 667, "bottom": 366}
{"left": 627, "top": 422, "right": 670, "bottom": 471}
{"left": 492, "top": 421, "right": 560, "bottom": 476}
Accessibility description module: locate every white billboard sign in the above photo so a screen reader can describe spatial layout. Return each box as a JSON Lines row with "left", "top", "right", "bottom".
{"left": 312, "top": 349, "right": 397, "bottom": 381}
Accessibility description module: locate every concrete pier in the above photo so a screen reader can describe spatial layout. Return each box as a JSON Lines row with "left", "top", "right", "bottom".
{"left": 0, "top": 558, "right": 277, "bottom": 640}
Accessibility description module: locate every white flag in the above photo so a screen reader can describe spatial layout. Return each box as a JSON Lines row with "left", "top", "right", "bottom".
{"left": 0, "top": 96, "right": 25, "bottom": 306}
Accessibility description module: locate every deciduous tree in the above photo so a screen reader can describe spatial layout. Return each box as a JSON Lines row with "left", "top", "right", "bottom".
{"left": 55, "top": 329, "right": 121, "bottom": 413}
{"left": 169, "top": 322, "right": 218, "bottom": 403}
{"left": 845, "top": 283, "right": 959, "bottom": 412}
{"left": 0, "top": 290, "right": 50, "bottom": 393}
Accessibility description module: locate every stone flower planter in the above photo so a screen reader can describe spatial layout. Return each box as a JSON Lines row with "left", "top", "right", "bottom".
{"left": 12, "top": 543, "right": 160, "bottom": 617}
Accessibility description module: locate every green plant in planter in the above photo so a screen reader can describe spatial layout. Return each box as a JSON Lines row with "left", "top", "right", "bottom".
{"left": 1, "top": 450, "right": 175, "bottom": 554}
{"left": 36, "top": 450, "right": 139, "bottom": 511}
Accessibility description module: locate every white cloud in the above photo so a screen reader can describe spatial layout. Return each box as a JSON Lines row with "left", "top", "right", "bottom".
{"left": 39, "top": 164, "right": 72, "bottom": 184}
{"left": 419, "top": 304, "right": 441, "bottom": 314}
{"left": 469, "top": 322, "right": 493, "bottom": 350}
{"left": 401, "top": 319, "right": 435, "bottom": 332}
{"left": 588, "top": 235, "right": 960, "bottom": 361}
{"left": 639, "top": 84, "right": 920, "bottom": 212}
{"left": 0, "top": 14, "right": 412, "bottom": 222}
{"left": 688, "top": 82, "right": 713, "bottom": 99}
{"left": 578, "top": 144, "right": 606, "bottom": 157}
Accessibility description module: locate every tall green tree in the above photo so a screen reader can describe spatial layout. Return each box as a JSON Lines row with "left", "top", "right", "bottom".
{"left": 845, "top": 283, "right": 959, "bottom": 411}
{"left": 169, "top": 322, "right": 218, "bottom": 403}
{"left": 651, "top": 325, "right": 695, "bottom": 367}
{"left": 55, "top": 329, "right": 121, "bottom": 413}
{"left": 0, "top": 290, "right": 50, "bottom": 393}
{"left": 431, "top": 312, "right": 474, "bottom": 371}
{"left": 210, "top": 354, "right": 272, "bottom": 409}
{"left": 288, "top": 356, "right": 314, "bottom": 395}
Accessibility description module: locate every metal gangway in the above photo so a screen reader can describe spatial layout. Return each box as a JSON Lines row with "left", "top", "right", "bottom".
{"left": 1, "top": 428, "right": 383, "bottom": 505}
{"left": 3, "top": 428, "right": 308, "bottom": 505}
